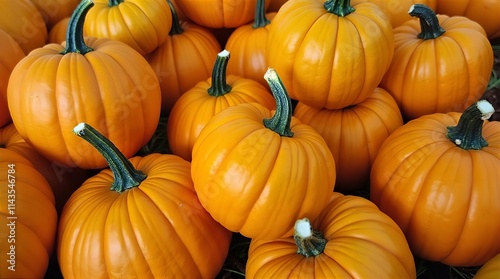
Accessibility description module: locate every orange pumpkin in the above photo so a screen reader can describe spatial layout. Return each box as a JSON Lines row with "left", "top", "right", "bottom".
{"left": 58, "top": 122, "right": 232, "bottom": 278}
{"left": 0, "top": 30, "right": 25, "bottom": 128}
{"left": 7, "top": 0, "right": 162, "bottom": 169}
{"left": 246, "top": 192, "right": 416, "bottom": 278}
{"left": 146, "top": 0, "right": 222, "bottom": 114}
{"left": 267, "top": 0, "right": 394, "bottom": 109}
{"left": 268, "top": 0, "right": 288, "bottom": 12}
{"left": 474, "top": 253, "right": 500, "bottom": 279}
{"left": 167, "top": 50, "right": 275, "bottom": 161}
{"left": 355, "top": 0, "right": 436, "bottom": 27}
{"left": 29, "top": 0, "right": 79, "bottom": 30}
{"left": 293, "top": 87, "right": 403, "bottom": 192}
{"left": 84, "top": 0, "right": 172, "bottom": 56}
{"left": 0, "top": 148, "right": 58, "bottom": 278}
{"left": 48, "top": 17, "right": 70, "bottom": 44}
{"left": 370, "top": 100, "right": 500, "bottom": 266}
{"left": 380, "top": 4, "right": 494, "bottom": 121}
{"left": 190, "top": 68, "right": 336, "bottom": 240}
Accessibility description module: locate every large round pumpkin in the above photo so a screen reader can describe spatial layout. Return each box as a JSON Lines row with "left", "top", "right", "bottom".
{"left": 7, "top": 0, "right": 162, "bottom": 169}
{"left": 246, "top": 192, "right": 416, "bottom": 278}
{"left": 370, "top": 100, "right": 500, "bottom": 267}
{"left": 58, "top": 123, "right": 233, "bottom": 279}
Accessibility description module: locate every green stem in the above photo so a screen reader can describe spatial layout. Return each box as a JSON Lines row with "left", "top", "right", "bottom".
{"left": 207, "top": 50, "right": 232, "bottom": 97}
{"left": 73, "top": 123, "right": 147, "bottom": 193}
{"left": 108, "top": 0, "right": 124, "bottom": 6}
{"left": 61, "top": 0, "right": 94, "bottom": 55}
{"left": 409, "top": 4, "right": 445, "bottom": 40}
{"left": 324, "top": 0, "right": 355, "bottom": 17}
{"left": 252, "top": 0, "right": 270, "bottom": 29}
{"left": 294, "top": 218, "right": 327, "bottom": 257}
{"left": 167, "top": 0, "right": 184, "bottom": 35}
{"left": 263, "top": 68, "right": 294, "bottom": 137}
{"left": 446, "top": 100, "right": 494, "bottom": 150}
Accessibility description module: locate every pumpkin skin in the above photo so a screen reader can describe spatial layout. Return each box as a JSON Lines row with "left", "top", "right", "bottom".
{"left": 191, "top": 69, "right": 336, "bottom": 240}
{"left": 380, "top": 4, "right": 494, "bottom": 121}
{"left": 0, "top": 30, "right": 25, "bottom": 128}
{"left": 370, "top": 101, "right": 500, "bottom": 267}
{"left": 436, "top": 0, "right": 500, "bottom": 39}
{"left": 246, "top": 192, "right": 417, "bottom": 279}
{"left": 84, "top": 0, "right": 172, "bottom": 56}
{"left": 48, "top": 17, "right": 70, "bottom": 44}
{"left": 268, "top": 0, "right": 288, "bottom": 12}
{"left": 58, "top": 123, "right": 232, "bottom": 279}
{"left": 0, "top": 0, "right": 47, "bottom": 55}
{"left": 0, "top": 148, "right": 58, "bottom": 278}
{"left": 474, "top": 253, "right": 500, "bottom": 279}
{"left": 355, "top": 0, "right": 436, "bottom": 27}
{"left": 7, "top": 0, "right": 162, "bottom": 169}
{"left": 29, "top": 0, "right": 79, "bottom": 30}
{"left": 266, "top": 0, "right": 394, "bottom": 109}
{"left": 293, "top": 87, "right": 403, "bottom": 192}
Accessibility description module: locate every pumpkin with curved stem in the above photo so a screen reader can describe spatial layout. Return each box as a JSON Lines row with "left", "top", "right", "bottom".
{"left": 355, "top": 0, "right": 436, "bottom": 27}
{"left": 380, "top": 4, "right": 494, "bottom": 121}
{"left": 266, "top": 0, "right": 394, "bottom": 109}
{"left": 293, "top": 87, "right": 403, "bottom": 192}
{"left": 167, "top": 50, "right": 275, "bottom": 162}
{"left": 84, "top": 0, "right": 172, "bottom": 56}
{"left": 7, "top": 0, "right": 162, "bottom": 169}
{"left": 246, "top": 192, "right": 416, "bottom": 278}
{"left": 370, "top": 100, "right": 500, "bottom": 267}
{"left": 474, "top": 253, "right": 500, "bottom": 279}
{"left": 146, "top": 0, "right": 222, "bottom": 114}
{"left": 58, "top": 122, "right": 233, "bottom": 278}
{"left": 191, "top": 68, "right": 336, "bottom": 240}
{"left": 0, "top": 148, "right": 58, "bottom": 278}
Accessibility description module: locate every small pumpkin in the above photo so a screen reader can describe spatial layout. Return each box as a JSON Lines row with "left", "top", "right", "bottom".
{"left": 7, "top": 0, "right": 162, "bottom": 169}
{"left": 370, "top": 100, "right": 500, "bottom": 267}
{"left": 84, "top": 0, "right": 172, "bottom": 56}
{"left": 0, "top": 148, "right": 58, "bottom": 278}
{"left": 246, "top": 192, "right": 417, "bottom": 278}
{"left": 167, "top": 50, "right": 275, "bottom": 161}
{"left": 191, "top": 68, "right": 336, "bottom": 240}
{"left": 29, "top": 0, "right": 79, "bottom": 30}
{"left": 58, "top": 122, "right": 233, "bottom": 278}
{"left": 266, "top": 0, "right": 394, "bottom": 109}
{"left": 48, "top": 17, "right": 70, "bottom": 44}
{"left": 379, "top": 4, "right": 494, "bottom": 121}
{"left": 474, "top": 253, "right": 500, "bottom": 279}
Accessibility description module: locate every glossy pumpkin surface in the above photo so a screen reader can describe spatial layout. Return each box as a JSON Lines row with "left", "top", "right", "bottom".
{"left": 355, "top": 0, "right": 436, "bottom": 27}
{"left": 293, "top": 87, "right": 403, "bottom": 192}
{"left": 246, "top": 192, "right": 417, "bottom": 278}
{"left": 0, "top": 148, "right": 58, "bottom": 278}
{"left": 7, "top": 0, "right": 162, "bottom": 169}
{"left": 267, "top": 0, "right": 394, "bottom": 109}
{"left": 370, "top": 101, "right": 500, "bottom": 266}
{"left": 191, "top": 69, "right": 336, "bottom": 240}
{"left": 380, "top": 4, "right": 494, "bottom": 121}
{"left": 48, "top": 17, "right": 70, "bottom": 44}
{"left": 474, "top": 253, "right": 500, "bottom": 279}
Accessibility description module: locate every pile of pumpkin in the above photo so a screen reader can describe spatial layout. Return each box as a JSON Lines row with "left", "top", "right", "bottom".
{"left": 1, "top": 0, "right": 499, "bottom": 278}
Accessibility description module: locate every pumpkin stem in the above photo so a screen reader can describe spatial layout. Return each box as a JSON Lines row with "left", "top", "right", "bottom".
{"left": 108, "top": 0, "right": 124, "bottom": 6}
{"left": 294, "top": 218, "right": 327, "bottom": 257}
{"left": 263, "top": 68, "right": 294, "bottom": 137}
{"left": 61, "top": 0, "right": 94, "bottom": 55}
{"left": 73, "top": 123, "right": 147, "bottom": 193}
{"left": 252, "top": 0, "right": 270, "bottom": 29}
{"left": 409, "top": 4, "right": 445, "bottom": 40}
{"left": 207, "top": 50, "right": 232, "bottom": 97}
{"left": 446, "top": 100, "right": 494, "bottom": 150}
{"left": 324, "top": 0, "right": 355, "bottom": 17}
{"left": 167, "top": 0, "right": 184, "bottom": 35}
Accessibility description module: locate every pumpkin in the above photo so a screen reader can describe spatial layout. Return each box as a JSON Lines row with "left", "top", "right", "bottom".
{"left": 175, "top": 0, "right": 271, "bottom": 28}
{"left": 190, "top": 68, "right": 336, "bottom": 240}
{"left": 268, "top": 0, "right": 288, "bottom": 12}
{"left": 0, "top": 0, "right": 47, "bottom": 55}
{"left": 29, "top": 0, "right": 79, "bottom": 30}
{"left": 293, "top": 87, "right": 403, "bottom": 193}
{"left": 225, "top": 0, "right": 277, "bottom": 88}
{"left": 380, "top": 4, "right": 494, "bottom": 121}
{"left": 246, "top": 192, "right": 417, "bottom": 278}
{"left": 266, "top": 0, "right": 394, "bottom": 109}
{"left": 0, "top": 148, "right": 58, "bottom": 278}
{"left": 83, "top": 0, "right": 172, "bottom": 56}
{"left": 0, "top": 123, "right": 90, "bottom": 214}
{"left": 146, "top": 0, "right": 222, "bottom": 114}
{"left": 370, "top": 100, "right": 500, "bottom": 267}
{"left": 167, "top": 50, "right": 275, "bottom": 161}
{"left": 435, "top": 0, "right": 500, "bottom": 39}
{"left": 7, "top": 0, "right": 162, "bottom": 169}
{"left": 48, "top": 17, "right": 70, "bottom": 44}
{"left": 58, "top": 122, "right": 232, "bottom": 279}
{"left": 355, "top": 0, "right": 436, "bottom": 27}
{"left": 0, "top": 30, "right": 25, "bottom": 128}
{"left": 474, "top": 253, "right": 500, "bottom": 279}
